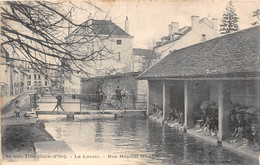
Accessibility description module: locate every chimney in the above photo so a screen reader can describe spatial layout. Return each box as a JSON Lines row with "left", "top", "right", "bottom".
{"left": 161, "top": 38, "right": 164, "bottom": 43}
{"left": 212, "top": 18, "right": 218, "bottom": 33}
{"left": 125, "top": 16, "right": 129, "bottom": 33}
{"left": 88, "top": 13, "right": 92, "bottom": 26}
{"left": 191, "top": 16, "right": 199, "bottom": 29}
{"left": 168, "top": 24, "right": 172, "bottom": 36}
{"left": 168, "top": 24, "right": 172, "bottom": 40}
{"left": 171, "top": 22, "right": 179, "bottom": 33}
{"left": 156, "top": 42, "right": 161, "bottom": 46}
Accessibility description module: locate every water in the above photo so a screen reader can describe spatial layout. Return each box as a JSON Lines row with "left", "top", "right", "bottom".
{"left": 42, "top": 114, "right": 258, "bottom": 165}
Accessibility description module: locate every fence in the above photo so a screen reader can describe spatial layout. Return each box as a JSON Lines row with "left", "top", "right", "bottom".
{"left": 36, "top": 93, "right": 147, "bottom": 111}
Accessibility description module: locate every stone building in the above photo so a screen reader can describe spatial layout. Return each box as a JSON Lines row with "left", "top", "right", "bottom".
{"left": 65, "top": 15, "right": 134, "bottom": 76}
{"left": 24, "top": 66, "right": 52, "bottom": 92}
{"left": 154, "top": 16, "right": 219, "bottom": 59}
{"left": 64, "top": 15, "right": 135, "bottom": 94}
{"left": 0, "top": 49, "right": 29, "bottom": 106}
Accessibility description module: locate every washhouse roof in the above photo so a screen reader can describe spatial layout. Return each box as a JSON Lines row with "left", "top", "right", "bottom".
{"left": 137, "top": 26, "right": 260, "bottom": 79}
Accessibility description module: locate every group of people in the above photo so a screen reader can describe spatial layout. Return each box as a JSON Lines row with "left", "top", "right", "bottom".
{"left": 163, "top": 105, "right": 184, "bottom": 125}
{"left": 95, "top": 85, "right": 128, "bottom": 110}
{"left": 13, "top": 92, "right": 66, "bottom": 118}
{"left": 151, "top": 104, "right": 163, "bottom": 119}
{"left": 196, "top": 110, "right": 218, "bottom": 136}
{"left": 13, "top": 92, "right": 41, "bottom": 117}
{"left": 230, "top": 112, "right": 259, "bottom": 151}
{"left": 113, "top": 86, "right": 128, "bottom": 110}
{"left": 149, "top": 104, "right": 184, "bottom": 129}
{"left": 195, "top": 101, "right": 218, "bottom": 136}
{"left": 14, "top": 85, "right": 129, "bottom": 117}
{"left": 194, "top": 101, "right": 259, "bottom": 151}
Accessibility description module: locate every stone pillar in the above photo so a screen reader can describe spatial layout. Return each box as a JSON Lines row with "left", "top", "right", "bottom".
{"left": 184, "top": 81, "right": 194, "bottom": 129}
{"left": 218, "top": 81, "right": 231, "bottom": 142}
{"left": 163, "top": 81, "right": 170, "bottom": 121}
{"left": 147, "top": 80, "right": 152, "bottom": 116}
{"left": 257, "top": 80, "right": 260, "bottom": 132}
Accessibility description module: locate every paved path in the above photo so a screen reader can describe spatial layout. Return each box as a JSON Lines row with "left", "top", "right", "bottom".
{"left": 1, "top": 94, "right": 38, "bottom": 126}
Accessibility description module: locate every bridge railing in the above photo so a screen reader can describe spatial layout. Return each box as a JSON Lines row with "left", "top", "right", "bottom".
{"left": 36, "top": 94, "right": 147, "bottom": 111}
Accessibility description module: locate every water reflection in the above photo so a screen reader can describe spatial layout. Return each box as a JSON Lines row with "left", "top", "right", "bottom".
{"left": 43, "top": 114, "right": 257, "bottom": 165}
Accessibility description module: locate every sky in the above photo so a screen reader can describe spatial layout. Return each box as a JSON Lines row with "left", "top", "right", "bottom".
{"left": 4, "top": 0, "right": 259, "bottom": 49}
{"left": 67, "top": 0, "right": 259, "bottom": 49}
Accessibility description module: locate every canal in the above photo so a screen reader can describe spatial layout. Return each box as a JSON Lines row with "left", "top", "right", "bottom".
{"left": 40, "top": 113, "right": 258, "bottom": 165}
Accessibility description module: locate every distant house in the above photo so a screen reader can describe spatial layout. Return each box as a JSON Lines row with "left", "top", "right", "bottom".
{"left": 65, "top": 15, "right": 134, "bottom": 76}
{"left": 138, "top": 26, "right": 260, "bottom": 142}
{"left": 64, "top": 15, "right": 134, "bottom": 94}
{"left": 1, "top": 49, "right": 24, "bottom": 97}
{"left": 132, "top": 48, "right": 156, "bottom": 72}
{"left": 24, "top": 66, "right": 52, "bottom": 92}
{"left": 154, "top": 16, "right": 219, "bottom": 59}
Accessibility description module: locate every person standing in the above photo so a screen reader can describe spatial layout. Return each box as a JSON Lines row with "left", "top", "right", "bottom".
{"left": 96, "top": 88, "right": 105, "bottom": 110}
{"left": 31, "top": 92, "right": 40, "bottom": 111}
{"left": 121, "top": 88, "right": 128, "bottom": 110}
{"left": 14, "top": 100, "right": 21, "bottom": 117}
{"left": 115, "top": 86, "right": 122, "bottom": 110}
{"left": 52, "top": 95, "right": 65, "bottom": 111}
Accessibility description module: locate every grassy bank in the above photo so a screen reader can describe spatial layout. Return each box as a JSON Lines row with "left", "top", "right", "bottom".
{"left": 1, "top": 122, "right": 55, "bottom": 157}
{"left": 1, "top": 94, "right": 55, "bottom": 159}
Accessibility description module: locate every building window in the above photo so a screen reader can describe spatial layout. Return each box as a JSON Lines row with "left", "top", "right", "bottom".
{"left": 38, "top": 81, "right": 42, "bottom": 86}
{"left": 202, "top": 34, "right": 206, "bottom": 41}
{"left": 45, "top": 76, "right": 48, "bottom": 80}
{"left": 116, "top": 40, "right": 122, "bottom": 45}
{"left": 45, "top": 81, "right": 48, "bottom": 86}
{"left": 34, "top": 81, "right": 37, "bottom": 86}
{"left": 28, "top": 75, "right": 31, "bottom": 79}
{"left": 27, "top": 81, "right": 31, "bottom": 86}
{"left": 38, "top": 75, "right": 41, "bottom": 80}
{"left": 34, "top": 75, "right": 37, "bottom": 79}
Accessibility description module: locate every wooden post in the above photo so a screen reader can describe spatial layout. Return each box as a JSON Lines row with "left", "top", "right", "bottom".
{"left": 147, "top": 81, "right": 151, "bottom": 116}
{"left": 257, "top": 80, "right": 260, "bottom": 132}
{"left": 184, "top": 81, "right": 194, "bottom": 129}
{"left": 163, "top": 81, "right": 166, "bottom": 120}
{"left": 162, "top": 81, "right": 170, "bottom": 121}
{"left": 80, "top": 94, "right": 82, "bottom": 114}
{"left": 218, "top": 81, "right": 231, "bottom": 142}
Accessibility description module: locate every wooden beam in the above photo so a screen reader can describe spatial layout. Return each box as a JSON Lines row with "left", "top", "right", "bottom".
{"left": 141, "top": 77, "right": 260, "bottom": 81}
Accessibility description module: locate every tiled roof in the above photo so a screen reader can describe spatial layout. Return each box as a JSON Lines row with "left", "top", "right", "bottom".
{"left": 69, "top": 20, "right": 132, "bottom": 38}
{"left": 82, "top": 72, "right": 140, "bottom": 81}
{"left": 133, "top": 48, "right": 156, "bottom": 58}
{"left": 154, "top": 27, "right": 191, "bottom": 48}
{"left": 91, "top": 20, "right": 131, "bottom": 37}
{"left": 137, "top": 26, "right": 260, "bottom": 79}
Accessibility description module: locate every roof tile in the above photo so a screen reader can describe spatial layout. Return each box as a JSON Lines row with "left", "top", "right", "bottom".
{"left": 138, "top": 26, "right": 260, "bottom": 79}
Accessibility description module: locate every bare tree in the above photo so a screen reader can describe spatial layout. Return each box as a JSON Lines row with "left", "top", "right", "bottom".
{"left": 252, "top": 9, "right": 260, "bottom": 25}
{"left": 140, "top": 38, "right": 157, "bottom": 71}
{"left": 1, "top": 1, "right": 112, "bottom": 81}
